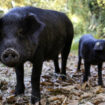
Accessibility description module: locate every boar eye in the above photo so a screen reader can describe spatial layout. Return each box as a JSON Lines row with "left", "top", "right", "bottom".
{"left": 17, "top": 29, "right": 24, "bottom": 37}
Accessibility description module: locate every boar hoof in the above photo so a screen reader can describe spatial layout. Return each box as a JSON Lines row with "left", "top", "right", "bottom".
{"left": 98, "top": 82, "right": 103, "bottom": 87}
{"left": 54, "top": 73, "right": 60, "bottom": 78}
{"left": 15, "top": 90, "right": 24, "bottom": 95}
{"left": 60, "top": 74, "right": 66, "bottom": 81}
{"left": 76, "top": 69, "right": 81, "bottom": 72}
{"left": 15, "top": 87, "right": 25, "bottom": 95}
{"left": 31, "top": 95, "right": 40, "bottom": 104}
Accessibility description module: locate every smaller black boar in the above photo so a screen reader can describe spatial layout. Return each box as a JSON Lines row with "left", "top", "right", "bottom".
{"left": 77, "top": 34, "right": 105, "bottom": 86}
{"left": 0, "top": 6, "right": 74, "bottom": 104}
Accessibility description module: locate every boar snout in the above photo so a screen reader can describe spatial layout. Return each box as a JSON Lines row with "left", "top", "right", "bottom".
{"left": 1, "top": 48, "right": 20, "bottom": 66}
{"left": 94, "top": 42, "right": 104, "bottom": 51}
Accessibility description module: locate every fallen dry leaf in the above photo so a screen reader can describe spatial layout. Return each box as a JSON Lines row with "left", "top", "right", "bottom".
{"left": 62, "top": 85, "right": 75, "bottom": 91}
{"left": 81, "top": 82, "right": 88, "bottom": 90}
{"left": 98, "top": 102, "right": 105, "bottom": 105}
{"left": 40, "top": 81, "right": 54, "bottom": 86}
{"left": 68, "top": 100, "right": 79, "bottom": 105}
{"left": 81, "top": 92, "right": 93, "bottom": 99}
{"left": 93, "top": 86, "right": 105, "bottom": 94}
{"left": 93, "top": 94, "right": 105, "bottom": 104}
{"left": 48, "top": 95, "right": 65, "bottom": 102}
{"left": 5, "top": 95, "right": 16, "bottom": 103}
{"left": 82, "top": 102, "right": 94, "bottom": 105}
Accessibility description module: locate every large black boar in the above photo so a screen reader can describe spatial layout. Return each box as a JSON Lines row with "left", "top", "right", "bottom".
{"left": 0, "top": 6, "right": 74, "bottom": 104}
{"left": 77, "top": 34, "right": 105, "bottom": 86}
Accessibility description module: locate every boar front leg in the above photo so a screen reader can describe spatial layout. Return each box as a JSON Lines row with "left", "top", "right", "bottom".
{"left": 98, "top": 63, "right": 103, "bottom": 86}
{"left": 31, "top": 60, "right": 43, "bottom": 104}
{"left": 15, "top": 64, "right": 25, "bottom": 95}
{"left": 77, "top": 56, "right": 82, "bottom": 71}
{"left": 83, "top": 61, "right": 90, "bottom": 82}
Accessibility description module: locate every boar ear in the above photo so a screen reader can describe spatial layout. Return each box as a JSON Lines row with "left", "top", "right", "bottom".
{"left": 0, "top": 18, "right": 3, "bottom": 28}
{"left": 25, "top": 13, "right": 45, "bottom": 35}
{"left": 0, "top": 19, "right": 3, "bottom": 34}
{"left": 94, "top": 42, "right": 103, "bottom": 51}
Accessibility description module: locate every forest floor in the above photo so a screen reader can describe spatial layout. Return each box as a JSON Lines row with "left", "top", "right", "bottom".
{"left": 1, "top": 54, "right": 105, "bottom": 105}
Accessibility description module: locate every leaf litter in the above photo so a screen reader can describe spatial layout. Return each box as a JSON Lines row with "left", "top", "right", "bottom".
{"left": 0, "top": 54, "right": 105, "bottom": 104}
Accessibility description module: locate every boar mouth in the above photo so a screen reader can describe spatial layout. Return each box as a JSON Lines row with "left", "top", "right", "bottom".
{"left": 3, "top": 61, "right": 19, "bottom": 67}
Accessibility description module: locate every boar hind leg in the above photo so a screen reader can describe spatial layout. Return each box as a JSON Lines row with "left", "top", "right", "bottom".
{"left": 54, "top": 56, "right": 60, "bottom": 73}
{"left": 83, "top": 61, "right": 90, "bottom": 82}
{"left": 61, "top": 39, "right": 72, "bottom": 79}
{"left": 98, "top": 63, "right": 103, "bottom": 86}
{"left": 15, "top": 64, "right": 25, "bottom": 95}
